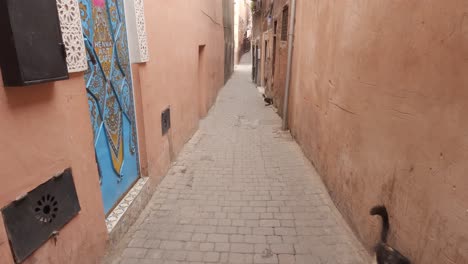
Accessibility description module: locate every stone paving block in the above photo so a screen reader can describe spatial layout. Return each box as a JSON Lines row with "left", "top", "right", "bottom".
{"left": 254, "top": 244, "right": 270, "bottom": 254}
{"left": 164, "top": 250, "right": 186, "bottom": 261}
{"left": 160, "top": 240, "right": 185, "bottom": 250}
{"left": 127, "top": 238, "right": 146, "bottom": 248}
{"left": 192, "top": 233, "right": 207, "bottom": 242}
{"left": 220, "top": 252, "right": 230, "bottom": 263}
{"left": 260, "top": 220, "right": 280, "bottom": 227}
{"left": 218, "top": 219, "right": 232, "bottom": 226}
{"left": 118, "top": 258, "right": 139, "bottom": 264}
{"left": 244, "top": 235, "right": 266, "bottom": 244}
{"left": 238, "top": 227, "right": 252, "bottom": 235}
{"left": 133, "top": 259, "right": 156, "bottom": 264}
{"left": 185, "top": 241, "right": 200, "bottom": 251}
{"left": 254, "top": 254, "right": 278, "bottom": 264}
{"left": 280, "top": 220, "right": 295, "bottom": 227}
{"left": 217, "top": 226, "right": 238, "bottom": 234}
{"left": 215, "top": 242, "right": 231, "bottom": 252}
{"left": 204, "top": 252, "right": 220, "bottom": 262}
{"left": 195, "top": 225, "right": 217, "bottom": 233}
{"left": 274, "top": 228, "right": 297, "bottom": 236}
{"left": 229, "top": 253, "right": 254, "bottom": 264}
{"left": 267, "top": 235, "right": 282, "bottom": 244}
{"left": 162, "top": 261, "right": 183, "bottom": 264}
{"left": 200, "top": 242, "right": 215, "bottom": 251}
{"left": 171, "top": 232, "right": 192, "bottom": 241}
{"left": 230, "top": 234, "right": 244, "bottom": 243}
{"left": 245, "top": 220, "right": 260, "bottom": 227}
{"left": 260, "top": 213, "right": 273, "bottom": 219}
{"left": 233, "top": 219, "right": 246, "bottom": 227}
{"left": 208, "top": 234, "right": 229, "bottom": 243}
{"left": 143, "top": 239, "right": 161, "bottom": 249}
{"left": 253, "top": 227, "right": 274, "bottom": 236}
{"left": 132, "top": 230, "right": 148, "bottom": 239}
{"left": 231, "top": 243, "right": 254, "bottom": 253}
{"left": 186, "top": 251, "right": 204, "bottom": 262}
{"left": 122, "top": 248, "right": 147, "bottom": 258}
{"left": 295, "top": 254, "right": 320, "bottom": 264}
{"left": 278, "top": 254, "right": 295, "bottom": 264}
{"left": 242, "top": 212, "right": 260, "bottom": 220}
{"left": 270, "top": 244, "right": 294, "bottom": 254}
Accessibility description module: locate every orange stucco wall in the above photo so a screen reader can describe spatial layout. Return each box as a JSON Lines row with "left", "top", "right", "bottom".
{"left": 0, "top": 73, "right": 107, "bottom": 264}
{"left": 0, "top": 0, "right": 227, "bottom": 263}
{"left": 234, "top": 0, "right": 251, "bottom": 64}
{"left": 288, "top": 1, "right": 468, "bottom": 263}
{"left": 135, "top": 0, "right": 225, "bottom": 184}
{"left": 131, "top": 64, "right": 149, "bottom": 176}
{"left": 266, "top": 0, "right": 289, "bottom": 116}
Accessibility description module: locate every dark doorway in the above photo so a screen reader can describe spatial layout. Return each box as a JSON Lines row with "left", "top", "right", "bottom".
{"left": 272, "top": 36, "right": 277, "bottom": 80}
{"left": 273, "top": 20, "right": 278, "bottom": 81}
{"left": 252, "top": 45, "right": 256, "bottom": 81}
{"left": 198, "top": 45, "right": 207, "bottom": 118}
{"left": 264, "top": 40, "right": 268, "bottom": 86}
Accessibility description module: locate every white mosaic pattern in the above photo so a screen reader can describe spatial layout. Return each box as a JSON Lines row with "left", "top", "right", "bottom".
{"left": 106, "top": 177, "right": 149, "bottom": 232}
{"left": 56, "top": 0, "right": 88, "bottom": 73}
{"left": 134, "top": 0, "right": 149, "bottom": 62}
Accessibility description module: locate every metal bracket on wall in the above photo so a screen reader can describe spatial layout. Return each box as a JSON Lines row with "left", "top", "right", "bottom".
{"left": 1, "top": 168, "right": 81, "bottom": 263}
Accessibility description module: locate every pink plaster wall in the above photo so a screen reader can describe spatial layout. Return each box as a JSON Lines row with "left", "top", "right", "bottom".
{"left": 288, "top": 1, "right": 468, "bottom": 263}
{"left": 131, "top": 65, "right": 149, "bottom": 176}
{"left": 266, "top": 0, "right": 289, "bottom": 116}
{"left": 235, "top": 0, "right": 251, "bottom": 64}
{"left": 0, "top": 73, "right": 107, "bottom": 263}
{"left": 0, "top": 1, "right": 227, "bottom": 262}
{"left": 134, "top": 0, "right": 225, "bottom": 184}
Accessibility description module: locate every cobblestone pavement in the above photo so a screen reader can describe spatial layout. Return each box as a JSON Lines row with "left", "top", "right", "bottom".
{"left": 105, "top": 54, "right": 371, "bottom": 264}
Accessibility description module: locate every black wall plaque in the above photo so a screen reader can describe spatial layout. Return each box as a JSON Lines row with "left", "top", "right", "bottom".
{"left": 2, "top": 169, "right": 81, "bottom": 263}
{"left": 0, "top": 0, "right": 69, "bottom": 86}
{"left": 161, "top": 107, "right": 171, "bottom": 135}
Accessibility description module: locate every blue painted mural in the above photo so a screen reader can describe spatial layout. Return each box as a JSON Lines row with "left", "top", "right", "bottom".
{"left": 79, "top": 0, "right": 140, "bottom": 214}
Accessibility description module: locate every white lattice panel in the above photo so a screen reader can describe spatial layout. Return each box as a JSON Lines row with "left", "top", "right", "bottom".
{"left": 134, "top": 0, "right": 149, "bottom": 62}
{"left": 56, "top": 0, "right": 88, "bottom": 73}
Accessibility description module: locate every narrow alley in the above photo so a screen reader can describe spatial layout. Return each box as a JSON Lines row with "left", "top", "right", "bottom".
{"left": 105, "top": 54, "right": 370, "bottom": 264}
{"left": 2, "top": 1, "right": 467, "bottom": 263}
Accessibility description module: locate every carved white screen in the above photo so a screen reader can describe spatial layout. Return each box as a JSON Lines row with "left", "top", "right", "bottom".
{"left": 56, "top": 0, "right": 88, "bottom": 73}
{"left": 134, "top": 0, "right": 149, "bottom": 62}
{"left": 124, "top": 0, "right": 149, "bottom": 63}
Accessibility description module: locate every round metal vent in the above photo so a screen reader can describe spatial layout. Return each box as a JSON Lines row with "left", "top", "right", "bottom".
{"left": 34, "top": 194, "right": 58, "bottom": 224}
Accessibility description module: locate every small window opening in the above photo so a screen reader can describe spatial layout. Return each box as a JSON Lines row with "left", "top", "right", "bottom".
{"left": 281, "top": 6, "right": 289, "bottom": 41}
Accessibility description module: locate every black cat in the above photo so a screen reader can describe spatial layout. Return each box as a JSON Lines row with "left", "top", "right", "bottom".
{"left": 262, "top": 94, "right": 273, "bottom": 106}
{"left": 370, "top": 206, "right": 411, "bottom": 264}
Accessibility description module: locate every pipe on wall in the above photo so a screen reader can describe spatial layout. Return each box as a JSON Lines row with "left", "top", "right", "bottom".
{"left": 281, "top": 0, "right": 296, "bottom": 130}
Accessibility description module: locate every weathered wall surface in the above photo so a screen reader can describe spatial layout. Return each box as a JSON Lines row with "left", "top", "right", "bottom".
{"left": 0, "top": 74, "right": 108, "bottom": 264}
{"left": 223, "top": 0, "right": 235, "bottom": 83}
{"left": 252, "top": 0, "right": 289, "bottom": 115}
{"left": 131, "top": 64, "right": 149, "bottom": 176}
{"left": 134, "top": 0, "right": 225, "bottom": 188}
{"left": 251, "top": 12, "right": 263, "bottom": 86}
{"left": 235, "top": 0, "right": 251, "bottom": 64}
{"left": 288, "top": 1, "right": 468, "bottom": 263}
{"left": 0, "top": 0, "right": 227, "bottom": 263}
{"left": 269, "top": 0, "right": 289, "bottom": 117}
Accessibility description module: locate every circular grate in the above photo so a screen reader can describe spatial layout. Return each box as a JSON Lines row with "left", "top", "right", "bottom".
{"left": 34, "top": 194, "right": 59, "bottom": 224}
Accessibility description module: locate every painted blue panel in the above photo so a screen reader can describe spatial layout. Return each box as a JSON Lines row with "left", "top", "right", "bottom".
{"left": 80, "top": 0, "right": 140, "bottom": 214}
{"left": 96, "top": 115, "right": 139, "bottom": 213}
